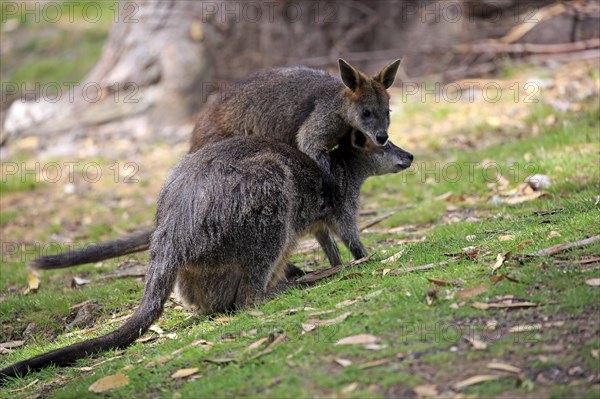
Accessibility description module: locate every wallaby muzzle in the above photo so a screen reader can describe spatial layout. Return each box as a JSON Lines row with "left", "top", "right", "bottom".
{"left": 394, "top": 147, "right": 414, "bottom": 172}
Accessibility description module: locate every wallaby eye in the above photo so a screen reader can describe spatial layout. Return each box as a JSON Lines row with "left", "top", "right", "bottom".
{"left": 362, "top": 109, "right": 372, "bottom": 118}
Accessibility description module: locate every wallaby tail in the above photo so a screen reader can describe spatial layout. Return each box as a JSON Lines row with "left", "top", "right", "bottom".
{"left": 0, "top": 252, "right": 177, "bottom": 383}
{"left": 30, "top": 228, "right": 154, "bottom": 270}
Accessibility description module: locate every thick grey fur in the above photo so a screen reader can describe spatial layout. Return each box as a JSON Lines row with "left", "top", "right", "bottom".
{"left": 1, "top": 132, "right": 412, "bottom": 381}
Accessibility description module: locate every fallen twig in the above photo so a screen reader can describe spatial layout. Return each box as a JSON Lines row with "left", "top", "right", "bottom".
{"left": 455, "top": 38, "right": 600, "bottom": 55}
{"left": 554, "top": 256, "right": 600, "bottom": 266}
{"left": 292, "top": 254, "right": 374, "bottom": 285}
{"left": 359, "top": 211, "right": 397, "bottom": 231}
{"left": 517, "top": 235, "right": 600, "bottom": 259}
{"left": 386, "top": 256, "right": 460, "bottom": 276}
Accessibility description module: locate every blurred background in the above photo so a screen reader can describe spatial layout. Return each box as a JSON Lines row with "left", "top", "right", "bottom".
{"left": 1, "top": 0, "right": 598, "bottom": 157}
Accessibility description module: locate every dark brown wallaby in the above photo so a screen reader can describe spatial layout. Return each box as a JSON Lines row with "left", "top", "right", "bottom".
{"left": 32, "top": 59, "right": 401, "bottom": 270}
{"left": 1, "top": 132, "right": 412, "bottom": 381}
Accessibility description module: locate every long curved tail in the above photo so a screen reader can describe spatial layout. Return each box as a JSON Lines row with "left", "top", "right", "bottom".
{"left": 31, "top": 229, "right": 154, "bottom": 269}
{"left": 0, "top": 252, "right": 177, "bottom": 383}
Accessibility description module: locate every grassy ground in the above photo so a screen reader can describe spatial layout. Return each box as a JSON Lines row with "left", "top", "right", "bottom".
{"left": 1, "top": 59, "right": 599, "bottom": 397}
{"left": 1, "top": 0, "right": 114, "bottom": 93}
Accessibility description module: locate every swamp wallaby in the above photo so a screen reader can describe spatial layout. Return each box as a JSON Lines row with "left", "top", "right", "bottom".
{"left": 32, "top": 59, "right": 402, "bottom": 270}
{"left": 1, "top": 132, "right": 412, "bottom": 381}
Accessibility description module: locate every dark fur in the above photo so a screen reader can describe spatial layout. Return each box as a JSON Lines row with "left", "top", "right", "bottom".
{"left": 1, "top": 133, "right": 412, "bottom": 381}
{"left": 32, "top": 229, "right": 152, "bottom": 269}
{"left": 32, "top": 60, "right": 402, "bottom": 270}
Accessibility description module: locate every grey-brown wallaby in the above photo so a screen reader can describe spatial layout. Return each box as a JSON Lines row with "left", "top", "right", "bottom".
{"left": 32, "top": 59, "right": 401, "bottom": 270}
{"left": 1, "top": 131, "right": 413, "bottom": 380}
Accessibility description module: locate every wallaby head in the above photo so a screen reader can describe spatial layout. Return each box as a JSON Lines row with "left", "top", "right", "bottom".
{"left": 341, "top": 129, "right": 413, "bottom": 177}
{"left": 338, "top": 58, "right": 401, "bottom": 147}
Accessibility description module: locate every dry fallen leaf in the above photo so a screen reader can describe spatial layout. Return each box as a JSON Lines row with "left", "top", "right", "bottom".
{"left": 301, "top": 322, "right": 316, "bottom": 333}
{"left": 491, "top": 253, "right": 507, "bottom": 273}
{"left": 585, "top": 278, "right": 600, "bottom": 287}
{"left": 259, "top": 332, "right": 287, "bottom": 356}
{"left": 505, "top": 191, "right": 544, "bottom": 205}
{"left": 171, "top": 368, "right": 199, "bottom": 379}
{"left": 246, "top": 310, "right": 264, "bottom": 317}
{"left": 508, "top": 324, "right": 542, "bottom": 333}
{"left": 426, "top": 277, "right": 455, "bottom": 287}
{"left": 214, "top": 316, "right": 233, "bottom": 323}
{"left": 466, "top": 336, "right": 487, "bottom": 350}
{"left": 453, "top": 374, "right": 500, "bottom": 390}
{"left": 88, "top": 372, "right": 130, "bottom": 392}
{"left": 487, "top": 362, "right": 521, "bottom": 373}
{"left": 547, "top": 230, "right": 561, "bottom": 239}
{"left": 247, "top": 336, "right": 269, "bottom": 350}
{"left": 357, "top": 358, "right": 391, "bottom": 369}
{"left": 145, "top": 354, "right": 172, "bottom": 369}
{"left": 425, "top": 289, "right": 437, "bottom": 305}
{"left": 72, "top": 276, "right": 91, "bottom": 287}
{"left": 335, "top": 334, "right": 379, "bottom": 346}
{"left": 365, "top": 343, "right": 385, "bottom": 350}
{"left": 148, "top": 325, "right": 164, "bottom": 335}
{"left": 335, "top": 299, "right": 360, "bottom": 308}
{"left": 381, "top": 249, "right": 405, "bottom": 265}
{"left": 413, "top": 384, "right": 439, "bottom": 397}
{"left": 591, "top": 349, "right": 599, "bottom": 359}
{"left": 341, "top": 382, "right": 359, "bottom": 393}
{"left": 466, "top": 235, "right": 476, "bottom": 242}
{"left": 24, "top": 271, "right": 40, "bottom": 294}
{"left": 457, "top": 284, "right": 489, "bottom": 299}
{"left": 499, "top": 235, "right": 516, "bottom": 242}
{"left": 333, "top": 357, "right": 352, "bottom": 367}
{"left": 472, "top": 301, "right": 537, "bottom": 310}
{"left": 307, "top": 309, "right": 336, "bottom": 317}
{"left": 490, "top": 274, "right": 520, "bottom": 284}
{"left": 307, "top": 312, "right": 351, "bottom": 327}
{"left": 0, "top": 340, "right": 25, "bottom": 349}
{"left": 462, "top": 246, "right": 482, "bottom": 257}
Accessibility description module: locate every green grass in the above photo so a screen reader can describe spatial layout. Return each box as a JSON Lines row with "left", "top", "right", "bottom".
{"left": 0, "top": 95, "right": 599, "bottom": 397}
{"left": 1, "top": 1, "right": 115, "bottom": 97}
{"left": 0, "top": 168, "right": 43, "bottom": 193}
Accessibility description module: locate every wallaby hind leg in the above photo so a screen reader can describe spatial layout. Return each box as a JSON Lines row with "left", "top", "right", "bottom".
{"left": 314, "top": 229, "right": 342, "bottom": 266}
{"left": 235, "top": 252, "right": 288, "bottom": 309}
{"left": 235, "top": 274, "right": 269, "bottom": 309}
{"left": 338, "top": 227, "right": 369, "bottom": 259}
{"left": 175, "top": 264, "right": 242, "bottom": 315}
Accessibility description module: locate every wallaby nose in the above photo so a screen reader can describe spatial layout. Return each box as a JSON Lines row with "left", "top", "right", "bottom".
{"left": 406, "top": 152, "right": 414, "bottom": 162}
{"left": 375, "top": 131, "right": 388, "bottom": 145}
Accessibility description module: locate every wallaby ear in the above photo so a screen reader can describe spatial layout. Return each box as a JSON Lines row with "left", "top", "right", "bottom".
{"left": 374, "top": 58, "right": 401, "bottom": 89}
{"left": 339, "top": 58, "right": 361, "bottom": 91}
{"left": 350, "top": 129, "right": 367, "bottom": 150}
